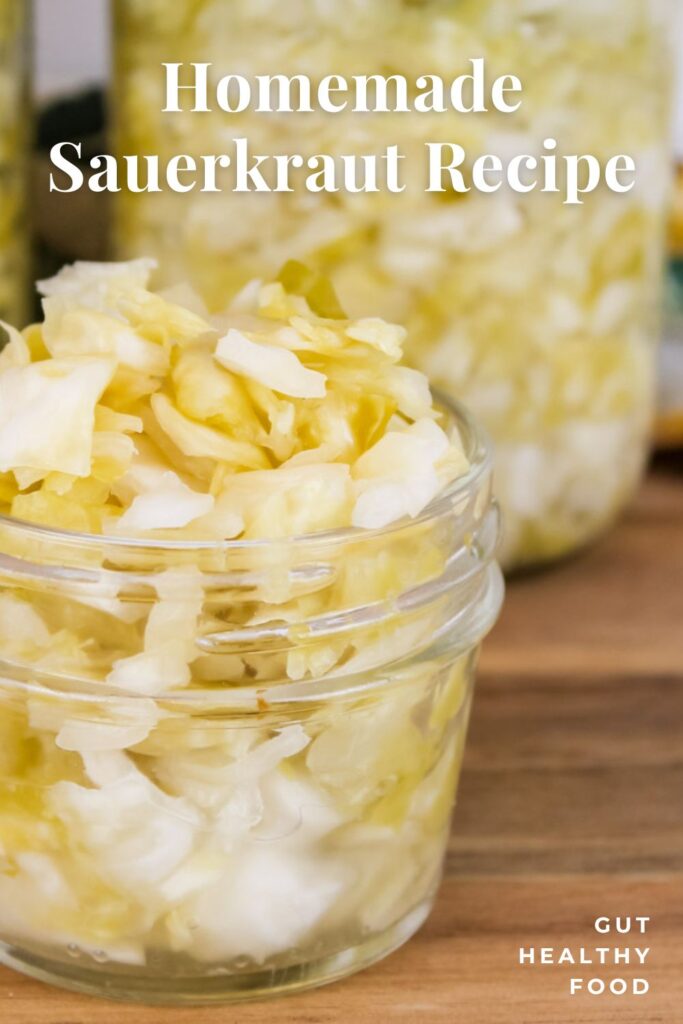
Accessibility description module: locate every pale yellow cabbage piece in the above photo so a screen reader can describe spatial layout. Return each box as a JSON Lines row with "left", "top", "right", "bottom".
{"left": 215, "top": 329, "right": 327, "bottom": 399}
{"left": 352, "top": 419, "right": 464, "bottom": 529}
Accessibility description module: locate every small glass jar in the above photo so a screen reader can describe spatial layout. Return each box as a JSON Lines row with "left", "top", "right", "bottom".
{"left": 0, "top": 0, "right": 28, "bottom": 326}
{"left": 112, "top": 0, "right": 676, "bottom": 571}
{"left": 0, "top": 403, "right": 502, "bottom": 1004}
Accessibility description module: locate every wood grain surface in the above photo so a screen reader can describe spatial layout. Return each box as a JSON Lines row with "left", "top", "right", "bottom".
{"left": 2, "top": 459, "right": 682, "bottom": 1024}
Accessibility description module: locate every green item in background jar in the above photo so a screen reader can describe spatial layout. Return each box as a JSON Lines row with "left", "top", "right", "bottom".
{"left": 112, "top": 0, "right": 676, "bottom": 570}
{"left": 0, "top": 0, "right": 29, "bottom": 327}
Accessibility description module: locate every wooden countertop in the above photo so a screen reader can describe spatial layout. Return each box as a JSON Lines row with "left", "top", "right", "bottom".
{"left": 2, "top": 460, "right": 682, "bottom": 1024}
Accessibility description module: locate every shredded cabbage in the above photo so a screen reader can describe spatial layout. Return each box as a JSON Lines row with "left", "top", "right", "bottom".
{"left": 0, "top": 262, "right": 493, "bottom": 984}
{"left": 0, "top": 659, "right": 473, "bottom": 969}
{"left": 215, "top": 329, "right": 328, "bottom": 399}
{"left": 0, "top": 259, "right": 467, "bottom": 539}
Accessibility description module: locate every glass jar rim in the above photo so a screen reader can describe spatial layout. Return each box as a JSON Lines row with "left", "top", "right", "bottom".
{"left": 0, "top": 395, "right": 491, "bottom": 555}
{"left": 0, "top": 396, "right": 502, "bottom": 708}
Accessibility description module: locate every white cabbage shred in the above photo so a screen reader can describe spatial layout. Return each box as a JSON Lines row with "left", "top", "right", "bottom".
{"left": 0, "top": 358, "right": 116, "bottom": 478}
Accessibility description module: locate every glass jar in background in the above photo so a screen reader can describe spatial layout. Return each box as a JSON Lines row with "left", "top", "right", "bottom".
{"left": 658, "top": 177, "right": 683, "bottom": 448}
{"left": 0, "top": 404, "right": 502, "bottom": 1004}
{"left": 112, "top": 0, "right": 675, "bottom": 570}
{"left": 0, "top": 0, "right": 28, "bottom": 326}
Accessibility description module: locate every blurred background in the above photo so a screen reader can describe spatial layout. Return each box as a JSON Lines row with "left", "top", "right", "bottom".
{"left": 32, "top": 0, "right": 683, "bottom": 151}
{"left": 6, "top": 0, "right": 683, "bottom": 572}
{"left": 25, "top": 0, "right": 683, "bottom": 573}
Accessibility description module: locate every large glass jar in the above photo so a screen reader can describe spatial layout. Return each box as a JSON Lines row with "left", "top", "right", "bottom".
{"left": 112, "top": 1, "right": 676, "bottom": 571}
{"left": 0, "top": 403, "right": 502, "bottom": 1004}
{"left": 0, "top": 0, "right": 28, "bottom": 326}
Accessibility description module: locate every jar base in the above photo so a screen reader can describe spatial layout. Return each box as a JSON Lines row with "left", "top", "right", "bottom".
{"left": 0, "top": 900, "right": 433, "bottom": 1006}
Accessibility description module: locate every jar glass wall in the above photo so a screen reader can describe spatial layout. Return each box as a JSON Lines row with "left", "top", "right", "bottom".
{"left": 0, "top": 0, "right": 28, "bottom": 326}
{"left": 112, "top": 0, "right": 676, "bottom": 570}
{"left": 0, "top": 404, "right": 502, "bottom": 1004}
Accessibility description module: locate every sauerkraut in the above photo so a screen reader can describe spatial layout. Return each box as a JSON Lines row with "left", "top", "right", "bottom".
{"left": 0, "top": 260, "right": 502, "bottom": 1001}
{"left": 0, "top": 258, "right": 469, "bottom": 536}
{"left": 0, "top": 0, "right": 27, "bottom": 326}
{"left": 113, "top": 0, "right": 674, "bottom": 568}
